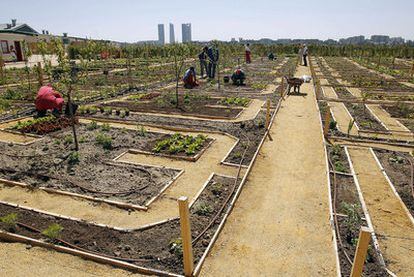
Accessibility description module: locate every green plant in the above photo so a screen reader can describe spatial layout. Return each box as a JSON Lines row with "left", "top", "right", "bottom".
{"left": 211, "top": 182, "right": 223, "bottom": 196}
{"left": 87, "top": 120, "right": 98, "bottom": 130}
{"left": 341, "top": 202, "right": 362, "bottom": 238}
{"left": 68, "top": 151, "right": 80, "bottom": 164}
{"left": 152, "top": 133, "right": 207, "bottom": 155}
{"left": 64, "top": 135, "right": 73, "bottom": 145}
{"left": 101, "top": 123, "right": 111, "bottom": 132}
{"left": 329, "top": 119, "right": 337, "bottom": 130}
{"left": 194, "top": 202, "right": 213, "bottom": 216}
{"left": 169, "top": 238, "right": 183, "bottom": 257}
{"left": 79, "top": 136, "right": 87, "bottom": 143}
{"left": 334, "top": 161, "right": 346, "bottom": 173}
{"left": 104, "top": 107, "right": 112, "bottom": 115}
{"left": 218, "top": 97, "right": 250, "bottom": 107}
{"left": 96, "top": 133, "right": 112, "bottom": 150}
{"left": 136, "top": 125, "right": 147, "bottom": 136}
{"left": 0, "top": 213, "right": 18, "bottom": 232}
{"left": 41, "top": 223, "right": 64, "bottom": 240}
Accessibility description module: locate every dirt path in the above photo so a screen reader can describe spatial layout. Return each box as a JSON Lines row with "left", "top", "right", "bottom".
{"left": 200, "top": 65, "right": 338, "bottom": 276}
{"left": 0, "top": 243, "right": 141, "bottom": 277}
{"left": 347, "top": 147, "right": 414, "bottom": 276}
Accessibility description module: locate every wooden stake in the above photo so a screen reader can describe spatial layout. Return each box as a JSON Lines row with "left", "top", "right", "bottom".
{"left": 178, "top": 196, "right": 194, "bottom": 277}
{"left": 280, "top": 77, "right": 285, "bottom": 99}
{"left": 265, "top": 99, "right": 271, "bottom": 130}
{"left": 37, "top": 62, "right": 43, "bottom": 87}
{"left": 411, "top": 62, "right": 414, "bottom": 78}
{"left": 323, "top": 109, "right": 331, "bottom": 137}
{"left": 0, "top": 55, "right": 4, "bottom": 81}
{"left": 350, "top": 227, "right": 372, "bottom": 277}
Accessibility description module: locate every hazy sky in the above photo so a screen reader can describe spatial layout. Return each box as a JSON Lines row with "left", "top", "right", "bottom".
{"left": 2, "top": 0, "right": 413, "bottom": 42}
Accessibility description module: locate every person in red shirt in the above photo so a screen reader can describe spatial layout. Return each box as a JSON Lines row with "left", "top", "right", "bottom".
{"left": 245, "top": 43, "right": 252, "bottom": 64}
{"left": 35, "top": 84, "right": 65, "bottom": 117}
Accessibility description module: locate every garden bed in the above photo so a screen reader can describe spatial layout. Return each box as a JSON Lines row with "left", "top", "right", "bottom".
{"left": 9, "top": 116, "right": 77, "bottom": 135}
{"left": 100, "top": 93, "right": 243, "bottom": 119}
{"left": 343, "top": 103, "right": 387, "bottom": 132}
{"left": 0, "top": 174, "right": 239, "bottom": 275}
{"left": 373, "top": 149, "right": 413, "bottom": 217}
{"left": 327, "top": 145, "right": 387, "bottom": 276}
{"left": 0, "top": 124, "right": 181, "bottom": 208}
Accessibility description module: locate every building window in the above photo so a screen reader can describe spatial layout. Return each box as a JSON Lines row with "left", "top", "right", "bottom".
{"left": 1, "top": 40, "right": 9, "bottom": 54}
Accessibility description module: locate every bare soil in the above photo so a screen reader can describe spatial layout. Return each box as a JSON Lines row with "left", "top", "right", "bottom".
{"left": 0, "top": 125, "right": 180, "bottom": 206}
{"left": 374, "top": 149, "right": 413, "bottom": 217}
{"left": 0, "top": 174, "right": 239, "bottom": 275}
{"left": 327, "top": 145, "right": 387, "bottom": 276}
{"left": 344, "top": 103, "right": 387, "bottom": 132}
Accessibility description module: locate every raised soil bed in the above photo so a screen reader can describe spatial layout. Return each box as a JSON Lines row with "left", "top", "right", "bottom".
{"left": 0, "top": 174, "right": 239, "bottom": 275}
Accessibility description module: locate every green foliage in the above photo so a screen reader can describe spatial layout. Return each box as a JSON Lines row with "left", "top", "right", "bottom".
{"left": 41, "top": 223, "right": 64, "bottom": 240}
{"left": 251, "top": 82, "right": 267, "bottom": 90}
{"left": 153, "top": 133, "right": 207, "bottom": 156}
{"left": 169, "top": 238, "right": 183, "bottom": 257}
{"left": 194, "top": 202, "right": 213, "bottom": 216}
{"left": 68, "top": 151, "right": 80, "bottom": 164}
{"left": 218, "top": 97, "right": 250, "bottom": 107}
{"left": 211, "top": 182, "right": 223, "bottom": 196}
{"left": 96, "top": 133, "right": 112, "bottom": 149}
{"left": 12, "top": 116, "right": 56, "bottom": 131}
{"left": 329, "top": 119, "right": 337, "bottom": 130}
{"left": 0, "top": 213, "right": 18, "bottom": 231}
{"left": 341, "top": 202, "right": 362, "bottom": 235}
{"left": 136, "top": 125, "right": 147, "bottom": 136}
{"left": 87, "top": 120, "right": 98, "bottom": 130}
{"left": 334, "top": 161, "right": 346, "bottom": 173}
{"left": 101, "top": 123, "right": 111, "bottom": 132}
{"left": 64, "top": 135, "right": 73, "bottom": 145}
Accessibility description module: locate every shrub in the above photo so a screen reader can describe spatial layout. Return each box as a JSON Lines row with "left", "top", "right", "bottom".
{"left": 96, "top": 133, "right": 112, "bottom": 150}
{"left": 0, "top": 213, "right": 18, "bottom": 232}
{"left": 41, "top": 223, "right": 64, "bottom": 240}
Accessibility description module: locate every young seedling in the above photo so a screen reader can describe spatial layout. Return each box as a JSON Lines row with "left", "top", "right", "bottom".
{"left": 64, "top": 135, "right": 74, "bottom": 145}
{"left": 194, "top": 202, "right": 213, "bottom": 216}
{"left": 169, "top": 238, "right": 183, "bottom": 257}
{"left": 0, "top": 213, "right": 18, "bottom": 232}
{"left": 96, "top": 133, "right": 112, "bottom": 150}
{"left": 136, "top": 125, "right": 147, "bottom": 136}
{"left": 87, "top": 120, "right": 98, "bottom": 130}
{"left": 101, "top": 123, "right": 111, "bottom": 132}
{"left": 68, "top": 151, "right": 80, "bottom": 164}
{"left": 41, "top": 223, "right": 64, "bottom": 241}
{"left": 211, "top": 182, "right": 223, "bottom": 196}
{"left": 340, "top": 202, "right": 362, "bottom": 243}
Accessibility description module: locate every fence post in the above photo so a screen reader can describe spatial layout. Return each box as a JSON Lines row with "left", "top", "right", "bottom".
{"left": 350, "top": 227, "right": 372, "bottom": 277}
{"left": 411, "top": 61, "right": 414, "bottom": 78}
{"left": 265, "top": 99, "right": 271, "bottom": 130}
{"left": 37, "top": 62, "right": 43, "bottom": 87}
{"left": 323, "top": 109, "right": 331, "bottom": 137}
{"left": 178, "top": 196, "right": 194, "bottom": 277}
{"left": 280, "top": 77, "right": 285, "bottom": 99}
{"left": 0, "top": 55, "right": 4, "bottom": 81}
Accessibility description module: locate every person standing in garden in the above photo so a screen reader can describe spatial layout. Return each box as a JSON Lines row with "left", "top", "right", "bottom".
{"left": 207, "top": 46, "right": 219, "bottom": 79}
{"left": 198, "top": 46, "right": 208, "bottom": 78}
{"left": 245, "top": 43, "right": 252, "bottom": 64}
{"left": 302, "top": 44, "right": 308, "bottom": 66}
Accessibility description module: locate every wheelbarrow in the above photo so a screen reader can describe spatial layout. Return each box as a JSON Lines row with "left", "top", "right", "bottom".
{"left": 284, "top": 76, "right": 304, "bottom": 94}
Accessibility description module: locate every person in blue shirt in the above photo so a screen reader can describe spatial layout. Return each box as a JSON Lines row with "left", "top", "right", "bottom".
{"left": 207, "top": 46, "right": 219, "bottom": 79}
{"left": 183, "top": 66, "right": 199, "bottom": 89}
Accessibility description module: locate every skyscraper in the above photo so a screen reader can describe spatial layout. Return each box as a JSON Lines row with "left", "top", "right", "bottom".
{"left": 157, "top": 24, "right": 165, "bottom": 45}
{"left": 169, "top": 23, "right": 175, "bottom": 44}
{"left": 181, "top": 23, "right": 192, "bottom": 43}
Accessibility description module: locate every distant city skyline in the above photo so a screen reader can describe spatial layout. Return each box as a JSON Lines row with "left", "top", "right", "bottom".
{"left": 2, "top": 0, "right": 414, "bottom": 43}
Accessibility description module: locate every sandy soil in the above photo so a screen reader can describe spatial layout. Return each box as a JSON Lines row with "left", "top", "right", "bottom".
{"left": 200, "top": 65, "right": 338, "bottom": 276}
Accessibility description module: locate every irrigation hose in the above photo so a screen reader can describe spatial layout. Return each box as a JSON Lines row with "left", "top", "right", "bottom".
{"left": 191, "top": 132, "right": 250, "bottom": 245}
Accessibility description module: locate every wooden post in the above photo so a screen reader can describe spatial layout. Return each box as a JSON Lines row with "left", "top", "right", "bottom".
{"left": 0, "top": 55, "right": 4, "bottom": 81}
{"left": 178, "top": 196, "right": 194, "bottom": 277}
{"left": 350, "top": 227, "right": 372, "bottom": 277}
{"left": 37, "top": 62, "right": 43, "bottom": 87}
{"left": 410, "top": 62, "right": 414, "bottom": 78}
{"left": 265, "top": 99, "right": 271, "bottom": 129}
{"left": 323, "top": 109, "right": 331, "bottom": 137}
{"left": 280, "top": 77, "right": 285, "bottom": 99}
